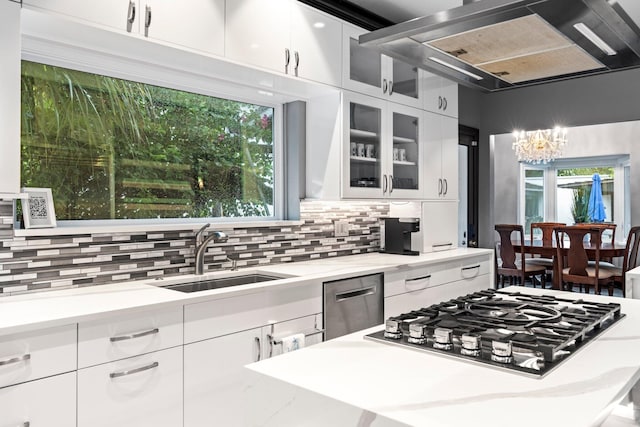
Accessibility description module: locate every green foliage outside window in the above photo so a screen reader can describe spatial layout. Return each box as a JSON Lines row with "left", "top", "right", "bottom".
{"left": 20, "top": 61, "right": 274, "bottom": 220}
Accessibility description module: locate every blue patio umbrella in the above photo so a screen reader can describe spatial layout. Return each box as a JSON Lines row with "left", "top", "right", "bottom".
{"left": 588, "top": 173, "right": 606, "bottom": 222}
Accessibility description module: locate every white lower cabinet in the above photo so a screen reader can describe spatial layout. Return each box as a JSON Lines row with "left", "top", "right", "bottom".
{"left": 183, "top": 313, "right": 322, "bottom": 427}
{"left": 77, "top": 346, "right": 183, "bottom": 427}
{"left": 0, "top": 372, "right": 77, "bottom": 427}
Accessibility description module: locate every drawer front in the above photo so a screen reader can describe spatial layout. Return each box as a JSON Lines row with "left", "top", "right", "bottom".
{"left": 78, "top": 307, "right": 183, "bottom": 369}
{"left": 432, "top": 256, "right": 491, "bottom": 286}
{"left": 185, "top": 284, "right": 322, "bottom": 343}
{"left": 78, "top": 346, "right": 183, "bottom": 427}
{"left": 0, "top": 324, "right": 77, "bottom": 388}
{"left": 265, "top": 313, "right": 323, "bottom": 358}
{"left": 385, "top": 287, "right": 439, "bottom": 317}
{"left": 431, "top": 274, "right": 491, "bottom": 302}
{"left": 0, "top": 371, "right": 77, "bottom": 427}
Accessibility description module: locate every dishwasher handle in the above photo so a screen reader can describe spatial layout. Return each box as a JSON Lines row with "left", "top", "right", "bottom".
{"left": 335, "top": 286, "right": 377, "bottom": 302}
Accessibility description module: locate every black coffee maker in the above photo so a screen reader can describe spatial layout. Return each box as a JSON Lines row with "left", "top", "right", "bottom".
{"left": 382, "top": 217, "right": 420, "bottom": 255}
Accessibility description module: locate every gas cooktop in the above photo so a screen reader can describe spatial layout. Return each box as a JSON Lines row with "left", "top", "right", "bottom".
{"left": 365, "top": 289, "right": 624, "bottom": 378}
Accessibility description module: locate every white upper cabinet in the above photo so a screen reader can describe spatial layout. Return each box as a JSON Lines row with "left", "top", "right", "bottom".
{"left": 290, "top": 2, "right": 342, "bottom": 86}
{"left": 342, "top": 24, "right": 422, "bottom": 108}
{"left": 0, "top": 0, "right": 21, "bottom": 196}
{"left": 342, "top": 91, "right": 424, "bottom": 199}
{"left": 226, "top": 0, "right": 341, "bottom": 86}
{"left": 424, "top": 111, "right": 458, "bottom": 200}
{"left": 22, "top": 0, "right": 225, "bottom": 56}
{"left": 424, "top": 72, "right": 459, "bottom": 118}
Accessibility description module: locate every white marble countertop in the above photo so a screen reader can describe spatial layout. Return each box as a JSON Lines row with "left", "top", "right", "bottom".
{"left": 246, "top": 287, "right": 640, "bottom": 427}
{"left": 0, "top": 248, "right": 492, "bottom": 336}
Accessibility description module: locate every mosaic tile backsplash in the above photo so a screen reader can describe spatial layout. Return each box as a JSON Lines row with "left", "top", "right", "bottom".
{"left": 0, "top": 200, "right": 387, "bottom": 296}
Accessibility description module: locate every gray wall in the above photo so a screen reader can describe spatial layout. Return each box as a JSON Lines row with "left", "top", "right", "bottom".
{"left": 459, "top": 67, "right": 640, "bottom": 248}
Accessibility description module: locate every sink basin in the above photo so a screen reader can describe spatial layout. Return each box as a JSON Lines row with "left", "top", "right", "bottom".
{"left": 161, "top": 273, "right": 286, "bottom": 293}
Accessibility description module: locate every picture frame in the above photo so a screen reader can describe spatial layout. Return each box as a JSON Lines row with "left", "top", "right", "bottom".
{"left": 20, "top": 187, "right": 57, "bottom": 229}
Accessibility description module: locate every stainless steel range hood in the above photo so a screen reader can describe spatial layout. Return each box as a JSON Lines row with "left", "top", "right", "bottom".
{"left": 359, "top": 0, "right": 640, "bottom": 92}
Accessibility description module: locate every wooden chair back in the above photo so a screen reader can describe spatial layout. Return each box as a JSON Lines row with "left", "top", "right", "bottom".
{"left": 530, "top": 222, "right": 565, "bottom": 246}
{"left": 555, "top": 226, "right": 606, "bottom": 293}
{"left": 571, "top": 223, "right": 616, "bottom": 246}
{"left": 495, "top": 224, "right": 524, "bottom": 271}
{"left": 623, "top": 226, "right": 640, "bottom": 274}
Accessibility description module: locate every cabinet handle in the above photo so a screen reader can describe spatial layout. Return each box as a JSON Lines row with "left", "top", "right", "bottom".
{"left": 405, "top": 275, "right": 431, "bottom": 290}
{"left": 383, "top": 174, "right": 388, "bottom": 193}
{"left": 255, "top": 336, "right": 261, "bottom": 362}
{"left": 0, "top": 353, "right": 30, "bottom": 366}
{"left": 389, "top": 80, "right": 394, "bottom": 95}
{"left": 443, "top": 179, "right": 448, "bottom": 196}
{"left": 110, "top": 361, "right": 159, "bottom": 379}
{"left": 382, "top": 78, "right": 388, "bottom": 94}
{"left": 462, "top": 264, "right": 481, "bottom": 271}
{"left": 335, "top": 286, "right": 377, "bottom": 302}
{"left": 284, "top": 48, "right": 291, "bottom": 73}
{"left": 461, "top": 264, "right": 481, "bottom": 279}
{"left": 144, "top": 5, "right": 152, "bottom": 28}
{"left": 443, "top": 97, "right": 448, "bottom": 111}
{"left": 438, "top": 96, "right": 443, "bottom": 109}
{"left": 389, "top": 175, "right": 393, "bottom": 193}
{"left": 127, "top": 1, "right": 136, "bottom": 24}
{"left": 110, "top": 327, "right": 159, "bottom": 342}
{"left": 294, "top": 50, "right": 300, "bottom": 76}
{"left": 438, "top": 178, "right": 442, "bottom": 196}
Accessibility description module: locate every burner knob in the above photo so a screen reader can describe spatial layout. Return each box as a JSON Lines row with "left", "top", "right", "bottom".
{"left": 408, "top": 323, "right": 428, "bottom": 345}
{"left": 384, "top": 319, "right": 403, "bottom": 339}
{"left": 433, "top": 327, "right": 453, "bottom": 350}
{"left": 491, "top": 340, "right": 513, "bottom": 364}
{"left": 460, "top": 333, "right": 481, "bottom": 357}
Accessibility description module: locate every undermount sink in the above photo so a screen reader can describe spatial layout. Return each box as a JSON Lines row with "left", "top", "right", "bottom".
{"left": 161, "top": 273, "right": 286, "bottom": 293}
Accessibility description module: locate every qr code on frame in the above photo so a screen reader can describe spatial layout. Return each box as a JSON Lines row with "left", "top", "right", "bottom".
{"left": 28, "top": 196, "right": 49, "bottom": 220}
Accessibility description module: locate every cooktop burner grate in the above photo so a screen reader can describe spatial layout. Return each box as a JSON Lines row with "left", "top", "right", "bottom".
{"left": 365, "top": 289, "right": 624, "bottom": 378}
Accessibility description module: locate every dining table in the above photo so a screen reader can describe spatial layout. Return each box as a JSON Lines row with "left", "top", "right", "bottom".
{"left": 512, "top": 240, "right": 626, "bottom": 290}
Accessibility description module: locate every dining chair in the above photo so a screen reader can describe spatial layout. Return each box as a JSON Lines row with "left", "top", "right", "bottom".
{"left": 495, "top": 224, "right": 547, "bottom": 288}
{"left": 528, "top": 222, "right": 565, "bottom": 283}
{"left": 554, "top": 225, "right": 616, "bottom": 294}
{"left": 573, "top": 222, "right": 618, "bottom": 267}
{"left": 599, "top": 226, "right": 640, "bottom": 297}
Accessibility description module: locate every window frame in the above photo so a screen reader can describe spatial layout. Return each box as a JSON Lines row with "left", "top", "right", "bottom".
{"left": 21, "top": 41, "right": 287, "bottom": 227}
{"left": 517, "top": 155, "right": 630, "bottom": 240}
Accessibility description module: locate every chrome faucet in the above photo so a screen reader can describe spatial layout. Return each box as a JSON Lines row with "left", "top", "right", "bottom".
{"left": 194, "top": 223, "right": 229, "bottom": 275}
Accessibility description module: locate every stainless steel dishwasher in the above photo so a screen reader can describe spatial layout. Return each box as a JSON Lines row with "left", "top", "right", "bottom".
{"left": 323, "top": 273, "right": 384, "bottom": 340}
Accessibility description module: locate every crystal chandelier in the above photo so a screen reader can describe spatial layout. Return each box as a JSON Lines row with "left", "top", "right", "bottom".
{"left": 512, "top": 127, "right": 568, "bottom": 164}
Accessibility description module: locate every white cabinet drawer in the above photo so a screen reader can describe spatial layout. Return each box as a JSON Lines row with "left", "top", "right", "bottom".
{"left": 0, "top": 372, "right": 77, "bottom": 427}
{"left": 0, "top": 324, "right": 77, "bottom": 388}
{"left": 433, "top": 256, "right": 491, "bottom": 286}
{"left": 78, "top": 306, "right": 183, "bottom": 368}
{"left": 78, "top": 346, "right": 183, "bottom": 427}
{"left": 185, "top": 284, "right": 321, "bottom": 343}
{"left": 431, "top": 274, "right": 491, "bottom": 302}
{"left": 384, "top": 264, "right": 450, "bottom": 297}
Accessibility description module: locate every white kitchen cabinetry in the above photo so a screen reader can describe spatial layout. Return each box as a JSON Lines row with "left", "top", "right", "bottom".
{"left": 22, "top": 0, "right": 225, "bottom": 56}
{"left": 183, "top": 285, "right": 322, "bottom": 427}
{"left": 226, "top": 0, "right": 341, "bottom": 86}
{"left": 184, "top": 313, "right": 322, "bottom": 427}
{"left": 343, "top": 24, "right": 422, "bottom": 108}
{"left": 343, "top": 91, "right": 424, "bottom": 199}
{"left": 0, "top": 372, "right": 77, "bottom": 427}
{"left": 384, "top": 254, "right": 493, "bottom": 317}
{"left": 78, "top": 346, "right": 183, "bottom": 427}
{"left": 420, "top": 201, "right": 459, "bottom": 253}
{"left": 424, "top": 72, "right": 459, "bottom": 118}
{"left": 424, "top": 111, "right": 458, "bottom": 200}
{"left": 0, "top": 0, "right": 21, "bottom": 197}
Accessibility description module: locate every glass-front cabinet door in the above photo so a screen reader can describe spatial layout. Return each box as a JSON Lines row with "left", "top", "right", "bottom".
{"left": 342, "top": 24, "right": 422, "bottom": 109}
{"left": 343, "top": 92, "right": 386, "bottom": 198}
{"left": 342, "top": 91, "right": 424, "bottom": 199}
{"left": 390, "top": 104, "right": 423, "bottom": 198}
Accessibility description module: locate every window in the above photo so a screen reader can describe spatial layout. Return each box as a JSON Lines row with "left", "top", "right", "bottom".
{"left": 519, "top": 156, "right": 630, "bottom": 240}
{"left": 21, "top": 60, "right": 276, "bottom": 221}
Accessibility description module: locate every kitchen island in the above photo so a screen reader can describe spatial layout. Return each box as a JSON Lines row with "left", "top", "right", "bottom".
{"left": 245, "top": 286, "right": 640, "bottom": 427}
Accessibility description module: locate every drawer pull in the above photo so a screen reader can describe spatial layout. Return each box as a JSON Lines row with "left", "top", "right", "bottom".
{"left": 110, "top": 328, "right": 159, "bottom": 342}
{"left": 433, "top": 243, "right": 453, "bottom": 248}
{"left": 335, "top": 286, "right": 376, "bottom": 302}
{"left": 255, "top": 336, "right": 261, "bottom": 362}
{"left": 461, "top": 264, "right": 481, "bottom": 279}
{"left": 110, "top": 361, "right": 159, "bottom": 379}
{"left": 0, "top": 353, "right": 30, "bottom": 367}
{"left": 462, "top": 264, "right": 481, "bottom": 271}
{"left": 405, "top": 275, "right": 431, "bottom": 290}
